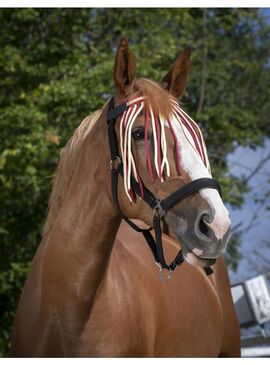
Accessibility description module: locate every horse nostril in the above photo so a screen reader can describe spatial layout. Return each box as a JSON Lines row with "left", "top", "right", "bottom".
{"left": 198, "top": 215, "right": 212, "bottom": 239}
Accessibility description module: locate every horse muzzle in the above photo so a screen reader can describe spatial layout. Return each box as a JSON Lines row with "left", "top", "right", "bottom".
{"left": 167, "top": 206, "right": 231, "bottom": 268}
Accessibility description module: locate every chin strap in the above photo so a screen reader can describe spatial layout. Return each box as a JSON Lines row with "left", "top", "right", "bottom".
{"left": 107, "top": 97, "right": 222, "bottom": 278}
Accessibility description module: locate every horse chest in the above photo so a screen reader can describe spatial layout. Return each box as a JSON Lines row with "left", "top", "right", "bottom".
{"left": 81, "top": 262, "right": 224, "bottom": 357}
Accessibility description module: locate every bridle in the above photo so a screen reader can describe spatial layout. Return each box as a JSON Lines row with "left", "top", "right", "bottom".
{"left": 107, "top": 97, "right": 222, "bottom": 279}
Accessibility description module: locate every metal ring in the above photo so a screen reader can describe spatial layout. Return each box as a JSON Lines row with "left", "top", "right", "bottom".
{"left": 110, "top": 156, "right": 121, "bottom": 170}
{"left": 153, "top": 200, "right": 166, "bottom": 219}
{"left": 159, "top": 267, "right": 172, "bottom": 282}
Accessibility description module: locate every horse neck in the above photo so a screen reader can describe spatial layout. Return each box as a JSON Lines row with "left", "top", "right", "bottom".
{"left": 44, "top": 106, "right": 121, "bottom": 313}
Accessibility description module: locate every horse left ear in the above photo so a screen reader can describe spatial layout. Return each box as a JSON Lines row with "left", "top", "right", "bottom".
{"left": 114, "top": 38, "right": 136, "bottom": 96}
{"left": 160, "top": 47, "right": 191, "bottom": 99}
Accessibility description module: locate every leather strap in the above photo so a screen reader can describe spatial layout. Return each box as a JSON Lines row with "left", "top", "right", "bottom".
{"left": 107, "top": 101, "right": 128, "bottom": 122}
{"left": 161, "top": 178, "right": 222, "bottom": 212}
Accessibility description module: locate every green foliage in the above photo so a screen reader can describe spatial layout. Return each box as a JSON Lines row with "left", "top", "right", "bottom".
{"left": 0, "top": 8, "right": 269, "bottom": 356}
{"left": 0, "top": 263, "right": 29, "bottom": 356}
{"left": 225, "top": 231, "right": 242, "bottom": 272}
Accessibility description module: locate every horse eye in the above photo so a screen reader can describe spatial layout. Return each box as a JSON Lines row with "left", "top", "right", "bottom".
{"left": 132, "top": 128, "right": 145, "bottom": 141}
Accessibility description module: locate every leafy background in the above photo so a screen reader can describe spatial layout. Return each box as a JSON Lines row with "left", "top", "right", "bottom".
{"left": 0, "top": 8, "right": 270, "bottom": 356}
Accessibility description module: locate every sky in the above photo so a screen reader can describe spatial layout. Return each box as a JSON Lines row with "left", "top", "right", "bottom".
{"left": 225, "top": 7, "right": 270, "bottom": 286}
{"left": 226, "top": 140, "right": 270, "bottom": 285}
{"left": 226, "top": 140, "right": 270, "bottom": 338}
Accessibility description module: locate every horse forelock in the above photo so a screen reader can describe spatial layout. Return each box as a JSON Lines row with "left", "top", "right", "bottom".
{"left": 119, "top": 79, "right": 211, "bottom": 202}
{"left": 43, "top": 109, "right": 102, "bottom": 236}
{"left": 131, "top": 79, "right": 175, "bottom": 120}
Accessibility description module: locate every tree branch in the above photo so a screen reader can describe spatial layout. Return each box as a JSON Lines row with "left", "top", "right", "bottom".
{"left": 242, "top": 152, "right": 270, "bottom": 184}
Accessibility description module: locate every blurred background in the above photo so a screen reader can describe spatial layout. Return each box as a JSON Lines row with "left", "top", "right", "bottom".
{"left": 0, "top": 8, "right": 269, "bottom": 356}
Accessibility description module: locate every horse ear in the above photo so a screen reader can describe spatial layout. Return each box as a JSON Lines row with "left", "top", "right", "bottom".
{"left": 114, "top": 38, "right": 136, "bottom": 96}
{"left": 160, "top": 47, "right": 191, "bottom": 99}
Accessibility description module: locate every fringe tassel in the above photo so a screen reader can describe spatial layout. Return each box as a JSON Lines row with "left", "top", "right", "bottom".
{"left": 119, "top": 96, "right": 210, "bottom": 203}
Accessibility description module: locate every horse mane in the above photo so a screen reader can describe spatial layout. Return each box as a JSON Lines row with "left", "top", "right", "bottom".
{"left": 43, "top": 109, "right": 102, "bottom": 235}
{"left": 42, "top": 79, "right": 176, "bottom": 235}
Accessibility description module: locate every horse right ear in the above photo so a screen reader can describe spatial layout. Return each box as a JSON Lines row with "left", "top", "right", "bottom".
{"left": 160, "top": 47, "right": 191, "bottom": 99}
{"left": 114, "top": 38, "right": 136, "bottom": 96}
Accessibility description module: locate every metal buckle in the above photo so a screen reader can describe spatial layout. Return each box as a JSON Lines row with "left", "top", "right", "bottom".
{"left": 153, "top": 200, "right": 166, "bottom": 218}
{"left": 110, "top": 156, "right": 121, "bottom": 170}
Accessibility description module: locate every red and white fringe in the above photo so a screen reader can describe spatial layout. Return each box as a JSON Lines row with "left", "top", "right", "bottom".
{"left": 119, "top": 96, "right": 210, "bottom": 202}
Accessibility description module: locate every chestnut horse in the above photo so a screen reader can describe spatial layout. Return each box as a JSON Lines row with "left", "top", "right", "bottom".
{"left": 11, "top": 39, "right": 240, "bottom": 357}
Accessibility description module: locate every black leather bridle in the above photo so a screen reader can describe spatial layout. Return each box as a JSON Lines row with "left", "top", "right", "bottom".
{"left": 107, "top": 97, "right": 222, "bottom": 278}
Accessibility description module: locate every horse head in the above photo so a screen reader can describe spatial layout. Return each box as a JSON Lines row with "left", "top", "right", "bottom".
{"left": 110, "top": 38, "right": 231, "bottom": 269}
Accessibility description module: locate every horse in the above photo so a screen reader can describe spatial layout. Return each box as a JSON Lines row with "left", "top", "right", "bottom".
{"left": 11, "top": 38, "right": 240, "bottom": 357}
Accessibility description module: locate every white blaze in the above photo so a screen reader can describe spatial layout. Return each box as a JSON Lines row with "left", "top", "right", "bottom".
{"left": 168, "top": 113, "right": 231, "bottom": 240}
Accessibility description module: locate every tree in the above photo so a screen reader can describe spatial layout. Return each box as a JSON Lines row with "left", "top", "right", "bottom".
{"left": 0, "top": 8, "right": 269, "bottom": 356}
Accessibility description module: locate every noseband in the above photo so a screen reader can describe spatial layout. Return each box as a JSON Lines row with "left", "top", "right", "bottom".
{"left": 107, "top": 97, "right": 222, "bottom": 278}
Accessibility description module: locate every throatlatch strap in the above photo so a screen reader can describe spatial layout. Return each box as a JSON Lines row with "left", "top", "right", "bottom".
{"left": 113, "top": 163, "right": 186, "bottom": 272}
{"left": 111, "top": 168, "right": 151, "bottom": 233}
{"left": 111, "top": 165, "right": 171, "bottom": 269}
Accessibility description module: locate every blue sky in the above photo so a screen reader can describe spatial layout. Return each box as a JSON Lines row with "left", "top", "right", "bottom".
{"left": 227, "top": 139, "right": 270, "bottom": 284}
{"left": 225, "top": 8, "right": 270, "bottom": 285}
